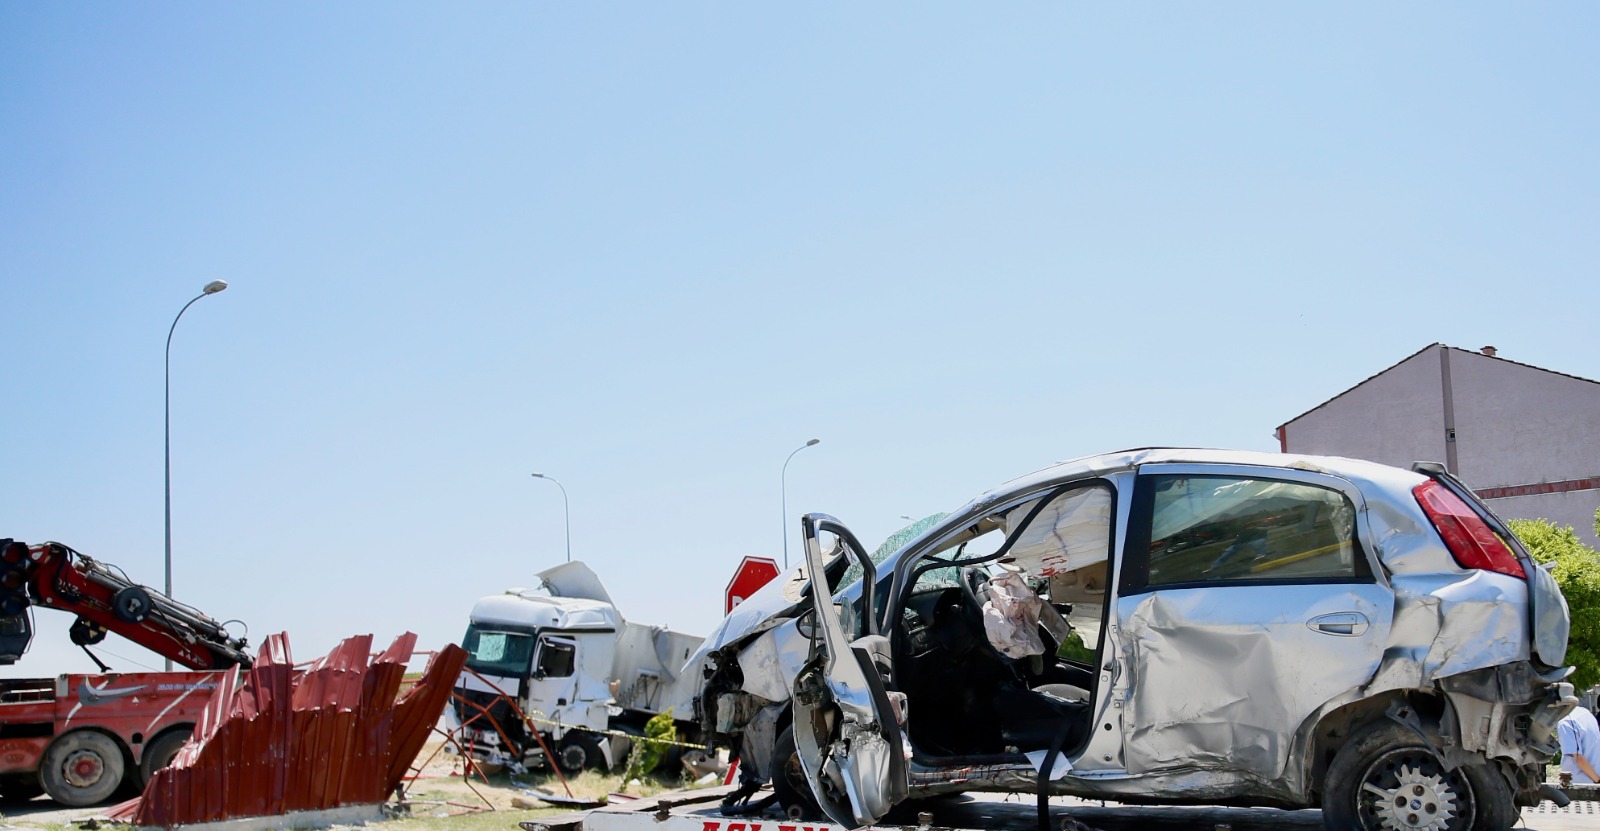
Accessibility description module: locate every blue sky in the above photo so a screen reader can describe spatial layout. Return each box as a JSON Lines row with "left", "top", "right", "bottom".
{"left": 3, "top": 4, "right": 1597, "bottom": 675}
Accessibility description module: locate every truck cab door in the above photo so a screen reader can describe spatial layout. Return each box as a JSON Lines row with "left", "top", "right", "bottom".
{"left": 791, "top": 513, "right": 908, "bottom": 828}
{"left": 525, "top": 635, "right": 579, "bottom": 729}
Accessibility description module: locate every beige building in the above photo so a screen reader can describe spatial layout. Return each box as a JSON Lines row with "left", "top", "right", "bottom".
{"left": 1277, "top": 343, "right": 1600, "bottom": 548}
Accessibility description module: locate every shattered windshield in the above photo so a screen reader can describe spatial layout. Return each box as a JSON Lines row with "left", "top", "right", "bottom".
{"left": 837, "top": 513, "right": 949, "bottom": 598}
{"left": 461, "top": 625, "right": 536, "bottom": 679}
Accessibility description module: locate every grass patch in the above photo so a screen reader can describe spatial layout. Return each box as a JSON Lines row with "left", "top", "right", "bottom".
{"left": 390, "top": 763, "right": 714, "bottom": 831}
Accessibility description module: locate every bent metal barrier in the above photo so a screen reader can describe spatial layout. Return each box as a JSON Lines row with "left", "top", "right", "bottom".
{"left": 107, "top": 631, "right": 468, "bottom": 828}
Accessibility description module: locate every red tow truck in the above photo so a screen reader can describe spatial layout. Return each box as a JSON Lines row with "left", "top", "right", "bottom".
{"left": 0, "top": 539, "right": 252, "bottom": 806}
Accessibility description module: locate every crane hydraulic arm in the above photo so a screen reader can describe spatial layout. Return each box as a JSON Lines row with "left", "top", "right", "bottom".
{"left": 0, "top": 539, "right": 252, "bottom": 671}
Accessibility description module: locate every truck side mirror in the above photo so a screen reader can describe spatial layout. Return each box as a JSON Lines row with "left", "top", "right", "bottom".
{"left": 796, "top": 608, "right": 817, "bottom": 640}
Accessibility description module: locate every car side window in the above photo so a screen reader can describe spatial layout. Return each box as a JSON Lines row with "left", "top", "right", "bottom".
{"left": 1145, "top": 474, "right": 1369, "bottom": 586}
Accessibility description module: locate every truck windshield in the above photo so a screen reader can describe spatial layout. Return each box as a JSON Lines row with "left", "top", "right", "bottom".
{"left": 461, "top": 625, "right": 536, "bottom": 679}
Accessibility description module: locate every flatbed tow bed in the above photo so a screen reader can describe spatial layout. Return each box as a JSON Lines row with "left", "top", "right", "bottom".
{"left": 522, "top": 784, "right": 1600, "bottom": 831}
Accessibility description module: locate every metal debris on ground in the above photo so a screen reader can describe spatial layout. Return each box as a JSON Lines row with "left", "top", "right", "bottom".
{"left": 521, "top": 789, "right": 607, "bottom": 809}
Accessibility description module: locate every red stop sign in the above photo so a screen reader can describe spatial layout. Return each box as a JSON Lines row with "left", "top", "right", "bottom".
{"left": 725, "top": 556, "right": 781, "bottom": 614}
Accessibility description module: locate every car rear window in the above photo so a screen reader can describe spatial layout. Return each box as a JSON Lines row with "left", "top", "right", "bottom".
{"left": 1145, "top": 474, "right": 1370, "bottom": 586}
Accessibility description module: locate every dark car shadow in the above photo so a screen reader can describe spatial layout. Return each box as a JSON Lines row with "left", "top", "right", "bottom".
{"left": 884, "top": 795, "right": 1327, "bottom": 831}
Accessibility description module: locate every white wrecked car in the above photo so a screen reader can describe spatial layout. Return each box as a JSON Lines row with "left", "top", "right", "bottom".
{"left": 692, "top": 449, "right": 1575, "bottom": 831}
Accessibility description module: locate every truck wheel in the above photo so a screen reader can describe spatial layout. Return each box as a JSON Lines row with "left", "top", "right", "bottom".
{"left": 1323, "top": 720, "right": 1514, "bottom": 831}
{"left": 140, "top": 728, "right": 191, "bottom": 787}
{"left": 40, "top": 731, "right": 125, "bottom": 807}
{"left": 772, "top": 725, "right": 822, "bottom": 821}
{"left": 555, "top": 732, "right": 604, "bottom": 773}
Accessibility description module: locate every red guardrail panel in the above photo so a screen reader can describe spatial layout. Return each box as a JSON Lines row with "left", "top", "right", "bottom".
{"left": 110, "top": 632, "right": 468, "bottom": 828}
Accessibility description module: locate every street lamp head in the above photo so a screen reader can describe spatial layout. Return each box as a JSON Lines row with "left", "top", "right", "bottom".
{"left": 529, "top": 473, "right": 570, "bottom": 563}
{"left": 805, "top": 438, "right": 820, "bottom": 446}
{"left": 202, "top": 280, "right": 228, "bottom": 295}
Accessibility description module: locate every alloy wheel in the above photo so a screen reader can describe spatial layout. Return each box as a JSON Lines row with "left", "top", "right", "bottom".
{"left": 1357, "top": 749, "right": 1472, "bottom": 831}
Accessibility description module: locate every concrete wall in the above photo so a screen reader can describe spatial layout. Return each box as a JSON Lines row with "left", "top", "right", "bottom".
{"left": 1281, "top": 344, "right": 1600, "bottom": 549}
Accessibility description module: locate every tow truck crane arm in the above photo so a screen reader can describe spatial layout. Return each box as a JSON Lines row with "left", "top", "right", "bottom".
{"left": 0, "top": 539, "right": 252, "bottom": 671}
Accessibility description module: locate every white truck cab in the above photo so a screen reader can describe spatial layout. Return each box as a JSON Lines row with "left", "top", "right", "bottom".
{"left": 454, "top": 562, "right": 704, "bottom": 773}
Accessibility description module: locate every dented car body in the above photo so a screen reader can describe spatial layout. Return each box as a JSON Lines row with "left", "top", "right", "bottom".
{"left": 693, "top": 449, "right": 1575, "bottom": 831}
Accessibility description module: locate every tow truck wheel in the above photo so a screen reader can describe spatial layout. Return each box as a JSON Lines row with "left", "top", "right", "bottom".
{"left": 140, "top": 728, "right": 192, "bottom": 787}
{"left": 40, "top": 731, "right": 125, "bottom": 807}
{"left": 555, "top": 732, "right": 604, "bottom": 773}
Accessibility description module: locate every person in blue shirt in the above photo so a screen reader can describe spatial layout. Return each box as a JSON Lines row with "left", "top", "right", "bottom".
{"left": 1558, "top": 705, "right": 1600, "bottom": 785}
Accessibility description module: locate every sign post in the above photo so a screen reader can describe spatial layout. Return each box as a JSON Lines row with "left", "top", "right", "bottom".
{"left": 725, "top": 556, "right": 781, "bottom": 615}
{"left": 722, "top": 555, "right": 781, "bottom": 786}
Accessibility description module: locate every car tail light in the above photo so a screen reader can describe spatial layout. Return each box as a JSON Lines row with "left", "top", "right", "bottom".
{"left": 1413, "top": 480, "right": 1526, "bottom": 579}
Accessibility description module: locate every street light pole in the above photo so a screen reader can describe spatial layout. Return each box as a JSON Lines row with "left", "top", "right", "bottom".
{"left": 780, "top": 439, "right": 820, "bottom": 570}
{"left": 164, "top": 279, "right": 227, "bottom": 671}
{"left": 531, "top": 473, "right": 571, "bottom": 563}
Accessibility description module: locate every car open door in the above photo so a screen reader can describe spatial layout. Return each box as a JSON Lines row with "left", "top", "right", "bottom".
{"left": 791, "top": 513, "right": 908, "bottom": 827}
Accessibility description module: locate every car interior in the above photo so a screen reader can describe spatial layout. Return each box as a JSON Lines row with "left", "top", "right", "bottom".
{"left": 885, "top": 484, "right": 1113, "bottom": 764}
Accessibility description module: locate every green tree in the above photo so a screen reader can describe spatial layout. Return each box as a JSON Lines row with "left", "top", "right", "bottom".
{"left": 1509, "top": 517, "right": 1600, "bottom": 690}
{"left": 1057, "top": 629, "right": 1096, "bottom": 665}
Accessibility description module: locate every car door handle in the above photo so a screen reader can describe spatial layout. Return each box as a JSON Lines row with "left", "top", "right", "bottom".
{"left": 1307, "top": 612, "right": 1370, "bottom": 637}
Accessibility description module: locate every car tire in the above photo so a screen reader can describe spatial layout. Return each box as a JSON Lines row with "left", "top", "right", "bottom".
{"left": 1323, "top": 720, "right": 1514, "bottom": 831}
{"left": 139, "top": 728, "right": 192, "bottom": 788}
{"left": 40, "top": 731, "right": 125, "bottom": 807}
{"left": 772, "top": 724, "right": 822, "bottom": 821}
{"left": 555, "top": 731, "right": 604, "bottom": 773}
{"left": 1459, "top": 763, "right": 1517, "bottom": 831}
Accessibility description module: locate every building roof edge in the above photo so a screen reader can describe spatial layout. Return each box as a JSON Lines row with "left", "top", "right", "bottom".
{"left": 1442, "top": 345, "right": 1600, "bottom": 388}
{"left": 1279, "top": 343, "right": 1600, "bottom": 434}
{"left": 1277, "top": 343, "right": 1441, "bottom": 432}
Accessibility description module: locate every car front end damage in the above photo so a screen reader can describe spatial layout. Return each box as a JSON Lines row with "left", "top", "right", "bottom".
{"left": 695, "top": 618, "right": 813, "bottom": 793}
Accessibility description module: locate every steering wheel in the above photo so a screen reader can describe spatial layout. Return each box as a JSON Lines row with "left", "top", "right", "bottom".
{"left": 959, "top": 566, "right": 990, "bottom": 616}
